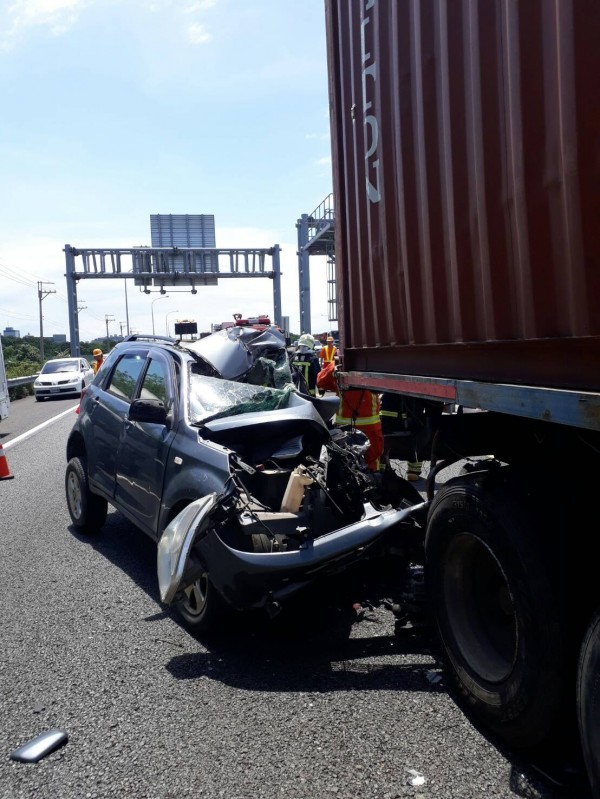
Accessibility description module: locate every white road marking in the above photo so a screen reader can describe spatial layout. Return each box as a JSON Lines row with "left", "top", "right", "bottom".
{"left": 3, "top": 405, "right": 79, "bottom": 450}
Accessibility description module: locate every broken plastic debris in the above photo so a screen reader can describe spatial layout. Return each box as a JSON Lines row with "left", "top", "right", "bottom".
{"left": 10, "top": 729, "right": 68, "bottom": 763}
{"left": 407, "top": 768, "right": 426, "bottom": 786}
{"left": 425, "top": 670, "right": 442, "bottom": 684}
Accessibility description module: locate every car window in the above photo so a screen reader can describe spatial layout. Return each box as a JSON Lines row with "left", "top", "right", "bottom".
{"left": 139, "top": 358, "right": 169, "bottom": 405}
{"left": 106, "top": 353, "right": 147, "bottom": 401}
{"left": 42, "top": 360, "right": 78, "bottom": 374}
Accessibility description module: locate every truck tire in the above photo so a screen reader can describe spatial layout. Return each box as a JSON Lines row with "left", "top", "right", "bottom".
{"left": 424, "top": 469, "right": 564, "bottom": 748}
{"left": 577, "top": 606, "right": 600, "bottom": 798}
{"left": 65, "top": 455, "right": 108, "bottom": 535}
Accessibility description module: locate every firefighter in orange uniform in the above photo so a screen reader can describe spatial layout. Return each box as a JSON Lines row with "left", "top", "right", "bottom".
{"left": 317, "top": 360, "right": 383, "bottom": 471}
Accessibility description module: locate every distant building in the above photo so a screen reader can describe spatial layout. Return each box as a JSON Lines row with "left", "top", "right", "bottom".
{"left": 2, "top": 326, "right": 20, "bottom": 338}
{"left": 52, "top": 334, "right": 67, "bottom": 343}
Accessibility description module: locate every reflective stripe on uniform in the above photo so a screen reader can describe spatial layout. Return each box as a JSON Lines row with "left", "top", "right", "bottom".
{"left": 336, "top": 414, "right": 381, "bottom": 426}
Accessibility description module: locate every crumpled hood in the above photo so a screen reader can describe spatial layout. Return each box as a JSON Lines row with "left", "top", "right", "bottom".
{"left": 183, "top": 326, "right": 290, "bottom": 384}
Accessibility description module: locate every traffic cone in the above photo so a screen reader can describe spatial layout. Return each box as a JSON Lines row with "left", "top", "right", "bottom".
{"left": 0, "top": 444, "right": 14, "bottom": 480}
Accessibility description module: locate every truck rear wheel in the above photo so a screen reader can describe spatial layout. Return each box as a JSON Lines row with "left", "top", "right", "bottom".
{"left": 425, "top": 469, "right": 564, "bottom": 748}
{"left": 577, "top": 606, "right": 600, "bottom": 798}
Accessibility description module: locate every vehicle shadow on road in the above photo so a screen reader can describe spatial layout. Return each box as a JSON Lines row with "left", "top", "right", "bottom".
{"left": 69, "top": 507, "right": 162, "bottom": 595}
{"left": 69, "top": 508, "right": 443, "bottom": 693}
{"left": 69, "top": 511, "right": 592, "bottom": 799}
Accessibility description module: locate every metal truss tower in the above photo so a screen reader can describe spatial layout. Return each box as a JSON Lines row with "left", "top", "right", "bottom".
{"left": 296, "top": 193, "right": 336, "bottom": 335}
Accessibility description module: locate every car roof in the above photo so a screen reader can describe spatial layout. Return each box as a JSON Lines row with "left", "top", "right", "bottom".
{"left": 107, "top": 335, "right": 191, "bottom": 363}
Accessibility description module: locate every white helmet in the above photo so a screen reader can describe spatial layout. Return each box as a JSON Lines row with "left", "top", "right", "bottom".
{"left": 297, "top": 333, "right": 315, "bottom": 350}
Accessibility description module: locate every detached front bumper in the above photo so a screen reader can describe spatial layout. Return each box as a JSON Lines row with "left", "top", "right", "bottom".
{"left": 158, "top": 495, "right": 426, "bottom": 611}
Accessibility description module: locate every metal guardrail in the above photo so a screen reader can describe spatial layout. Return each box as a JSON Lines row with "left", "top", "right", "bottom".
{"left": 7, "top": 375, "right": 38, "bottom": 388}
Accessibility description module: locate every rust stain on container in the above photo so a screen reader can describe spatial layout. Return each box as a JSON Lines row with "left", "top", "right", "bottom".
{"left": 325, "top": 0, "right": 600, "bottom": 391}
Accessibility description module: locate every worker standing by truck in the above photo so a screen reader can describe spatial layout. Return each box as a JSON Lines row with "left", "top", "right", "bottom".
{"left": 318, "top": 335, "right": 338, "bottom": 368}
{"left": 317, "top": 359, "right": 383, "bottom": 471}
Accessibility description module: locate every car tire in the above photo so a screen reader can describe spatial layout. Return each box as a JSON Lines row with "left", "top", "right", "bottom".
{"left": 65, "top": 455, "right": 108, "bottom": 535}
{"left": 175, "top": 570, "right": 231, "bottom": 637}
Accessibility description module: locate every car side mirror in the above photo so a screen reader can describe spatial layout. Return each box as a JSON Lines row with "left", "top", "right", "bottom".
{"left": 128, "top": 398, "right": 168, "bottom": 425}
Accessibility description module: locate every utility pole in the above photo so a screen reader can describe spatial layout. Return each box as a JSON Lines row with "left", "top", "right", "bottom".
{"left": 119, "top": 321, "right": 126, "bottom": 338}
{"left": 105, "top": 314, "right": 115, "bottom": 351}
{"left": 38, "top": 281, "right": 56, "bottom": 364}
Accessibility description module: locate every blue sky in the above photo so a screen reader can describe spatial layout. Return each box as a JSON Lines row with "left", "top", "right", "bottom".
{"left": 0, "top": 0, "right": 333, "bottom": 344}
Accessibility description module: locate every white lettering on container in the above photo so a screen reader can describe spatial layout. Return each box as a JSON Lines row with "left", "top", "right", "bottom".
{"left": 361, "top": 0, "right": 380, "bottom": 203}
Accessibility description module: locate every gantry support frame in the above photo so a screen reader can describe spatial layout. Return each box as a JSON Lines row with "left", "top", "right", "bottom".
{"left": 65, "top": 244, "right": 281, "bottom": 356}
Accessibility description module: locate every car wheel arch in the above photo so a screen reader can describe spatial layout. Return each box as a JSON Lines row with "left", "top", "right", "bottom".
{"left": 66, "top": 431, "right": 86, "bottom": 462}
{"left": 160, "top": 469, "right": 230, "bottom": 537}
{"left": 166, "top": 498, "right": 198, "bottom": 527}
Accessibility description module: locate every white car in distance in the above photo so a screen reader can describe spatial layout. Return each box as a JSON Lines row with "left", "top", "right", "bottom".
{"left": 34, "top": 357, "right": 95, "bottom": 401}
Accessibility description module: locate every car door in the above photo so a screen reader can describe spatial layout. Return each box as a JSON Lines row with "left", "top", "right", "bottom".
{"left": 85, "top": 350, "right": 148, "bottom": 497}
{"left": 80, "top": 359, "right": 93, "bottom": 387}
{"left": 114, "top": 350, "right": 178, "bottom": 536}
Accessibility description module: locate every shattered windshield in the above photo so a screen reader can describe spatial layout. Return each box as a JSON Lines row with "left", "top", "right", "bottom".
{"left": 189, "top": 374, "right": 295, "bottom": 425}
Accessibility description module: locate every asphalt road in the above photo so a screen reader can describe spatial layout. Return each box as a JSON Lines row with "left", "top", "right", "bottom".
{"left": 0, "top": 397, "right": 592, "bottom": 799}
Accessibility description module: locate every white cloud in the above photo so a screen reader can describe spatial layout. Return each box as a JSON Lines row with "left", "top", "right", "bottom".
{"left": 187, "top": 22, "right": 211, "bottom": 44}
{"left": 0, "top": 0, "right": 217, "bottom": 50}
{"left": 315, "top": 156, "right": 331, "bottom": 167}
{"left": 1, "top": 0, "right": 85, "bottom": 47}
{"left": 184, "top": 0, "right": 216, "bottom": 12}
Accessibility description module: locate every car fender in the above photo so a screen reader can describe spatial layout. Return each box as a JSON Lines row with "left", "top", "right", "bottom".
{"left": 157, "top": 438, "right": 232, "bottom": 537}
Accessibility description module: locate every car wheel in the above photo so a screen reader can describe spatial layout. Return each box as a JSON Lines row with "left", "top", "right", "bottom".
{"left": 175, "top": 570, "right": 231, "bottom": 637}
{"left": 65, "top": 455, "right": 108, "bottom": 535}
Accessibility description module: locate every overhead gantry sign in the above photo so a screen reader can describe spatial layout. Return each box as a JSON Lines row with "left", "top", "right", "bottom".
{"left": 64, "top": 243, "right": 282, "bottom": 355}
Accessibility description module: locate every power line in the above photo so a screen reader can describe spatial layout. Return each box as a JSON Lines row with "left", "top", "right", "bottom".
{"left": 0, "top": 255, "right": 52, "bottom": 285}
{"left": 0, "top": 265, "right": 39, "bottom": 289}
{"left": 0, "top": 306, "right": 39, "bottom": 322}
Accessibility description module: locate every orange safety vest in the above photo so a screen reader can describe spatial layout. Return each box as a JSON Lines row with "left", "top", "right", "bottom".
{"left": 319, "top": 344, "right": 337, "bottom": 363}
{"left": 316, "top": 362, "right": 383, "bottom": 469}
